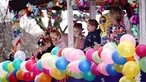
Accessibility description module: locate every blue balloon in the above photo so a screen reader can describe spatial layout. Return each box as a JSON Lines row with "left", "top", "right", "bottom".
{"left": 82, "top": 71, "right": 96, "bottom": 81}
{"left": 55, "top": 56, "right": 69, "bottom": 70}
{"left": 51, "top": 46, "right": 60, "bottom": 56}
{"left": 12, "top": 69, "right": 17, "bottom": 77}
{"left": 112, "top": 50, "right": 126, "bottom": 65}
{"left": 2, "top": 60, "right": 11, "bottom": 72}
{"left": 78, "top": 59, "right": 91, "bottom": 72}
{"left": 106, "top": 64, "right": 119, "bottom": 76}
{"left": 12, "top": 59, "right": 22, "bottom": 70}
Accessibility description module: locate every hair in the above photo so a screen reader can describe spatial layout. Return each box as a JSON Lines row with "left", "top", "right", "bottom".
{"left": 100, "top": 16, "right": 106, "bottom": 21}
{"left": 88, "top": 19, "right": 99, "bottom": 28}
{"left": 108, "top": 7, "right": 124, "bottom": 23}
{"left": 73, "top": 23, "right": 83, "bottom": 30}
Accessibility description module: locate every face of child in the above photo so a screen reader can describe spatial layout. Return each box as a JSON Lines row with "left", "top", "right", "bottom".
{"left": 45, "top": 42, "right": 51, "bottom": 48}
{"left": 87, "top": 23, "right": 96, "bottom": 32}
{"left": 50, "top": 32, "right": 60, "bottom": 45}
{"left": 73, "top": 28, "right": 82, "bottom": 37}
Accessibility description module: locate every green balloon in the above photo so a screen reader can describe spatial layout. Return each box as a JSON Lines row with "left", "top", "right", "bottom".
{"left": 114, "top": 64, "right": 123, "bottom": 73}
{"left": 92, "top": 51, "right": 102, "bottom": 64}
{"left": 139, "top": 57, "right": 146, "bottom": 73}
{"left": 72, "top": 72, "right": 82, "bottom": 79}
{"left": 82, "top": 71, "right": 96, "bottom": 81}
{"left": 104, "top": 42, "right": 117, "bottom": 49}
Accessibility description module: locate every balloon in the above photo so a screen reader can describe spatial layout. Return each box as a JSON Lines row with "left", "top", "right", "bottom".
{"left": 37, "top": 60, "right": 43, "bottom": 70}
{"left": 47, "top": 55, "right": 58, "bottom": 68}
{"left": 68, "top": 61, "right": 81, "bottom": 73}
{"left": 86, "top": 48, "right": 96, "bottom": 62}
{"left": 22, "top": 72, "right": 32, "bottom": 81}
{"left": 55, "top": 56, "right": 69, "bottom": 70}
{"left": 106, "top": 64, "right": 119, "bottom": 76}
{"left": 123, "top": 61, "right": 140, "bottom": 77}
{"left": 103, "top": 42, "right": 117, "bottom": 49}
{"left": 25, "top": 59, "right": 36, "bottom": 72}
{"left": 34, "top": 75, "right": 39, "bottom": 82}
{"left": 112, "top": 50, "right": 126, "bottom": 65}
{"left": 118, "top": 41, "right": 135, "bottom": 58}
{"left": 101, "top": 48, "right": 114, "bottom": 64}
{"left": 136, "top": 44, "right": 146, "bottom": 57}
{"left": 12, "top": 69, "right": 17, "bottom": 77}
{"left": 20, "top": 61, "right": 28, "bottom": 72}
{"left": 92, "top": 51, "right": 102, "bottom": 64}
{"left": 16, "top": 70, "right": 23, "bottom": 80}
{"left": 51, "top": 46, "right": 60, "bottom": 56}
{"left": 2, "top": 60, "right": 11, "bottom": 72}
{"left": 120, "top": 34, "right": 136, "bottom": 46}
{"left": 119, "top": 76, "right": 136, "bottom": 82}
{"left": 39, "top": 73, "right": 52, "bottom": 82}
{"left": 14, "top": 51, "right": 26, "bottom": 61}
{"left": 69, "top": 49, "right": 85, "bottom": 62}
{"left": 13, "top": 59, "right": 22, "bottom": 70}
{"left": 82, "top": 71, "right": 95, "bottom": 81}
{"left": 42, "top": 67, "right": 50, "bottom": 75}
{"left": 91, "top": 63, "right": 101, "bottom": 76}
{"left": 139, "top": 57, "right": 146, "bottom": 73}
{"left": 8, "top": 62, "right": 14, "bottom": 72}
{"left": 8, "top": 72, "right": 17, "bottom": 82}
{"left": 1, "top": 73, "right": 8, "bottom": 82}
{"left": 58, "top": 47, "right": 64, "bottom": 57}
{"left": 32, "top": 63, "right": 42, "bottom": 75}
{"left": 98, "top": 46, "right": 103, "bottom": 58}
{"left": 41, "top": 56, "right": 50, "bottom": 70}
{"left": 114, "top": 64, "right": 123, "bottom": 73}
{"left": 51, "top": 68, "right": 66, "bottom": 80}
{"left": 0, "top": 62, "right": 7, "bottom": 77}
{"left": 98, "top": 62, "right": 109, "bottom": 76}
{"left": 40, "top": 53, "right": 51, "bottom": 60}
{"left": 78, "top": 59, "right": 91, "bottom": 72}
{"left": 64, "top": 48, "right": 75, "bottom": 62}
{"left": 126, "top": 56, "right": 135, "bottom": 61}
{"left": 72, "top": 72, "right": 82, "bottom": 79}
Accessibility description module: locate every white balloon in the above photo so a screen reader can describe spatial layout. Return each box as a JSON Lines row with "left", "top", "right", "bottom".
{"left": 14, "top": 51, "right": 26, "bottom": 61}
{"left": 0, "top": 62, "right": 7, "bottom": 77}
{"left": 20, "top": 61, "right": 28, "bottom": 72}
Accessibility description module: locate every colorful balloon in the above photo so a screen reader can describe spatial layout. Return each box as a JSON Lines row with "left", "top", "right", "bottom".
{"left": 13, "top": 59, "right": 22, "bottom": 70}
{"left": 106, "top": 64, "right": 119, "bottom": 76}
{"left": 92, "top": 51, "right": 102, "bottom": 64}
{"left": 78, "top": 59, "right": 91, "bottom": 72}
{"left": 55, "top": 56, "right": 69, "bottom": 70}
{"left": 123, "top": 61, "right": 140, "bottom": 77}
{"left": 39, "top": 73, "right": 52, "bottom": 82}
{"left": 14, "top": 51, "right": 26, "bottom": 61}
{"left": 8, "top": 72, "right": 17, "bottom": 82}
{"left": 136, "top": 44, "right": 146, "bottom": 57}
{"left": 119, "top": 76, "right": 136, "bottom": 82}
{"left": 139, "top": 57, "right": 146, "bottom": 73}
{"left": 120, "top": 34, "right": 136, "bottom": 46}
{"left": 82, "top": 71, "right": 95, "bottom": 81}
{"left": 104, "top": 42, "right": 117, "bottom": 49}
{"left": 90, "top": 63, "right": 101, "bottom": 76}
{"left": 118, "top": 41, "right": 135, "bottom": 58}
{"left": 114, "top": 64, "right": 123, "bottom": 73}
{"left": 86, "top": 48, "right": 96, "bottom": 62}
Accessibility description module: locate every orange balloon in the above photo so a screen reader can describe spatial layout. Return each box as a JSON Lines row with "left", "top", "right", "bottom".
{"left": 126, "top": 56, "right": 135, "bottom": 61}
{"left": 39, "top": 73, "right": 52, "bottom": 82}
{"left": 16, "top": 70, "right": 23, "bottom": 80}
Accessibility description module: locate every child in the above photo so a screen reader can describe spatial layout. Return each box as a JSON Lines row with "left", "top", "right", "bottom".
{"left": 83, "top": 19, "right": 101, "bottom": 51}
{"left": 73, "top": 23, "right": 85, "bottom": 49}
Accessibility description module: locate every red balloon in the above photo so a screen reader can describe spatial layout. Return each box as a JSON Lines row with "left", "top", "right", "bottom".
{"left": 136, "top": 44, "right": 146, "bottom": 57}
{"left": 58, "top": 48, "right": 64, "bottom": 57}
{"left": 25, "top": 59, "right": 36, "bottom": 72}
{"left": 91, "top": 63, "right": 101, "bottom": 76}
{"left": 22, "top": 72, "right": 32, "bottom": 81}
{"left": 98, "top": 46, "right": 103, "bottom": 58}
{"left": 8, "top": 72, "right": 18, "bottom": 82}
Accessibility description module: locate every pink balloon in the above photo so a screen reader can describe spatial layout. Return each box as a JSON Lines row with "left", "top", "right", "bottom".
{"left": 68, "top": 61, "right": 81, "bottom": 73}
{"left": 69, "top": 49, "right": 85, "bottom": 62}
{"left": 64, "top": 48, "right": 75, "bottom": 62}
{"left": 41, "top": 57, "right": 50, "bottom": 70}
{"left": 120, "top": 34, "right": 136, "bottom": 46}
{"left": 91, "top": 63, "right": 101, "bottom": 76}
{"left": 86, "top": 48, "right": 96, "bottom": 62}
{"left": 136, "top": 44, "right": 146, "bottom": 57}
{"left": 98, "top": 62, "right": 109, "bottom": 76}
{"left": 101, "top": 49, "right": 114, "bottom": 64}
{"left": 32, "top": 63, "right": 42, "bottom": 75}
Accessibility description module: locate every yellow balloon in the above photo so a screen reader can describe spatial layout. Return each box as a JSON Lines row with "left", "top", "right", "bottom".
{"left": 118, "top": 41, "right": 135, "bottom": 58}
{"left": 8, "top": 62, "right": 14, "bottom": 72}
{"left": 41, "top": 53, "right": 51, "bottom": 60}
{"left": 51, "top": 68, "right": 66, "bottom": 80}
{"left": 1, "top": 73, "right": 8, "bottom": 82}
{"left": 123, "top": 61, "right": 140, "bottom": 77}
{"left": 114, "top": 64, "right": 123, "bottom": 73}
{"left": 119, "top": 76, "right": 136, "bottom": 82}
